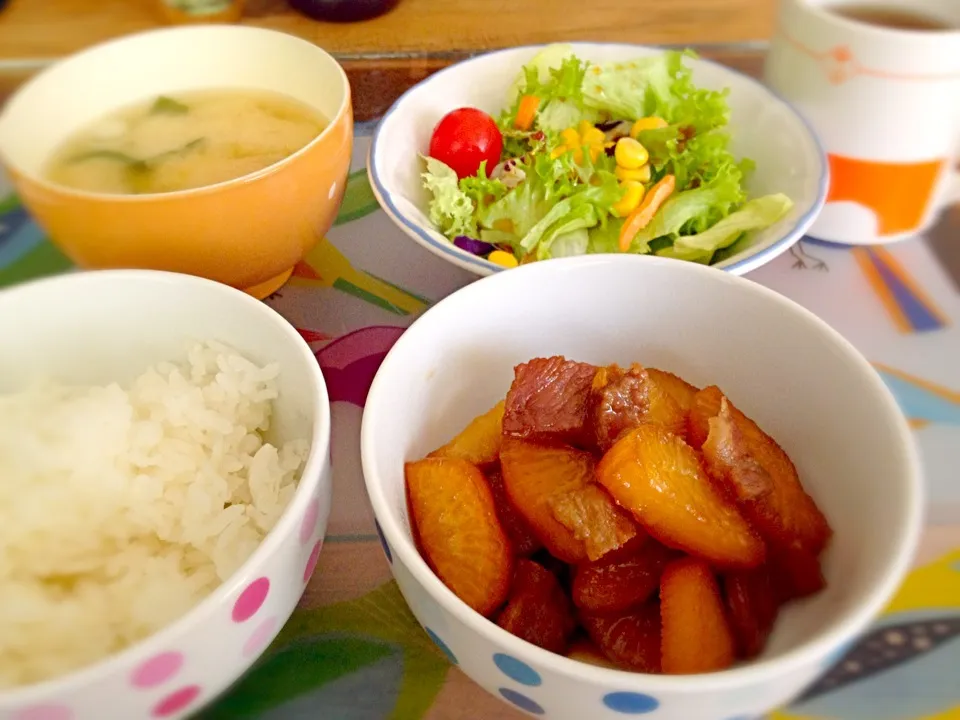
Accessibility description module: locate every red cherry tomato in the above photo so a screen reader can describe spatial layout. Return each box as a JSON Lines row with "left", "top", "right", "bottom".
{"left": 428, "top": 107, "right": 503, "bottom": 180}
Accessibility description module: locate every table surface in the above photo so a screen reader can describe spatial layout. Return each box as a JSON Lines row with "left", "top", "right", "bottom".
{"left": 0, "top": 12, "right": 958, "bottom": 720}
{"left": 0, "top": 0, "right": 777, "bottom": 59}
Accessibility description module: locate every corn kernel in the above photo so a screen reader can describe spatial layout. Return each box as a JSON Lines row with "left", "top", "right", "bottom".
{"left": 588, "top": 145, "right": 603, "bottom": 163}
{"left": 630, "top": 116, "right": 668, "bottom": 138}
{"left": 616, "top": 164, "right": 652, "bottom": 183}
{"left": 615, "top": 137, "right": 649, "bottom": 169}
{"left": 581, "top": 126, "right": 605, "bottom": 146}
{"left": 488, "top": 250, "right": 519, "bottom": 268}
{"left": 578, "top": 120, "right": 595, "bottom": 138}
{"left": 550, "top": 145, "right": 569, "bottom": 160}
{"left": 493, "top": 218, "right": 514, "bottom": 233}
{"left": 570, "top": 147, "right": 584, "bottom": 164}
{"left": 612, "top": 181, "right": 646, "bottom": 217}
{"left": 560, "top": 128, "right": 581, "bottom": 147}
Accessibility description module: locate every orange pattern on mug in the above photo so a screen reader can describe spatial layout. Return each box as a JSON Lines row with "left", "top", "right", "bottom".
{"left": 780, "top": 28, "right": 960, "bottom": 84}
{"left": 826, "top": 154, "right": 946, "bottom": 236}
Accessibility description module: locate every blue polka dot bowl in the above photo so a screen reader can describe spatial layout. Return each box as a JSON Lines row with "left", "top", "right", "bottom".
{"left": 361, "top": 255, "right": 924, "bottom": 720}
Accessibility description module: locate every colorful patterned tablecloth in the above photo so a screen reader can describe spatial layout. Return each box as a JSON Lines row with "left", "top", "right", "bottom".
{"left": 1, "top": 129, "right": 958, "bottom": 720}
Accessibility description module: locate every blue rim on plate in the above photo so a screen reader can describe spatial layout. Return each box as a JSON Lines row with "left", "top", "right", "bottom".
{"left": 368, "top": 42, "right": 830, "bottom": 276}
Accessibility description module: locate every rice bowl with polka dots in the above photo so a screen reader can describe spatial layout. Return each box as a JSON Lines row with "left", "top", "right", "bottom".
{"left": 0, "top": 270, "right": 332, "bottom": 719}
{"left": 0, "top": 342, "right": 308, "bottom": 688}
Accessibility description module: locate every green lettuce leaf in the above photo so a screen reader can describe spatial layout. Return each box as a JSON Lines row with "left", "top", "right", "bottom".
{"left": 479, "top": 147, "right": 619, "bottom": 248}
{"left": 501, "top": 44, "right": 596, "bottom": 140}
{"left": 582, "top": 50, "right": 741, "bottom": 194}
{"left": 546, "top": 228, "right": 590, "bottom": 258}
{"left": 530, "top": 148, "right": 580, "bottom": 199}
{"left": 516, "top": 197, "right": 576, "bottom": 253}
{"left": 520, "top": 168, "right": 622, "bottom": 253}
{"left": 420, "top": 155, "right": 477, "bottom": 238}
{"left": 536, "top": 206, "right": 597, "bottom": 259}
{"left": 628, "top": 163, "right": 746, "bottom": 250}
{"left": 659, "top": 50, "right": 730, "bottom": 134}
{"left": 582, "top": 51, "right": 729, "bottom": 129}
{"left": 581, "top": 55, "right": 673, "bottom": 120}
{"left": 506, "top": 44, "right": 579, "bottom": 105}
{"left": 478, "top": 229, "right": 518, "bottom": 245}
{"left": 479, "top": 171, "right": 551, "bottom": 241}
{"left": 459, "top": 162, "right": 508, "bottom": 215}
{"left": 657, "top": 194, "right": 793, "bottom": 263}
{"left": 509, "top": 51, "right": 588, "bottom": 108}
{"left": 587, "top": 218, "right": 626, "bottom": 254}
{"left": 478, "top": 155, "right": 622, "bottom": 258}
{"left": 538, "top": 99, "right": 589, "bottom": 132}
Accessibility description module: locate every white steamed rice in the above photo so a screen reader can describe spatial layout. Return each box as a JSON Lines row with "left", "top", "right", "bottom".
{"left": 0, "top": 341, "right": 309, "bottom": 688}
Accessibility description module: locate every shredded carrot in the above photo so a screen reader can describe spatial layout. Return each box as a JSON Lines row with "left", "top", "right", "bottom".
{"left": 514, "top": 95, "right": 541, "bottom": 131}
{"left": 618, "top": 174, "right": 676, "bottom": 252}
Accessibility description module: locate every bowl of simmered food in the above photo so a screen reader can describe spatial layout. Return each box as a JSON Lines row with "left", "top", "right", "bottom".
{"left": 360, "top": 254, "right": 923, "bottom": 720}
{"left": 0, "top": 26, "right": 352, "bottom": 299}
{"left": 0, "top": 270, "right": 331, "bottom": 719}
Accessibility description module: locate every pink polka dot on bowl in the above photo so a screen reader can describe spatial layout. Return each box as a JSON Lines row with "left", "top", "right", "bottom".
{"left": 131, "top": 651, "right": 184, "bottom": 688}
{"left": 299, "top": 498, "right": 320, "bottom": 544}
{"left": 232, "top": 577, "right": 270, "bottom": 623}
{"left": 243, "top": 615, "right": 279, "bottom": 658}
{"left": 14, "top": 705, "right": 73, "bottom": 720}
{"left": 152, "top": 685, "right": 201, "bottom": 718}
{"left": 303, "top": 539, "right": 323, "bottom": 583}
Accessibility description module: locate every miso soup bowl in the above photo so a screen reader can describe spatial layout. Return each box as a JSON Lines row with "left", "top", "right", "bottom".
{"left": 0, "top": 26, "right": 353, "bottom": 299}
{"left": 361, "top": 255, "right": 924, "bottom": 720}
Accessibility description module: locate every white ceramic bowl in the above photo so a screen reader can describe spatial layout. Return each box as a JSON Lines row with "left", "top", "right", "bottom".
{"left": 361, "top": 255, "right": 923, "bottom": 720}
{"left": 368, "top": 43, "right": 828, "bottom": 277}
{"left": 0, "top": 271, "right": 332, "bottom": 719}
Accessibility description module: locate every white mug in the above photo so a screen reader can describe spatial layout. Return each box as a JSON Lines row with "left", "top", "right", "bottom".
{"left": 764, "top": 0, "right": 960, "bottom": 245}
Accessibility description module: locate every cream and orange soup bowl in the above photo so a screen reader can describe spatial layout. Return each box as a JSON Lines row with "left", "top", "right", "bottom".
{"left": 0, "top": 26, "right": 353, "bottom": 298}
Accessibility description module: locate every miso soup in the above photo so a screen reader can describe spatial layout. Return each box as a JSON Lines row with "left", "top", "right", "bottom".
{"left": 43, "top": 89, "right": 327, "bottom": 195}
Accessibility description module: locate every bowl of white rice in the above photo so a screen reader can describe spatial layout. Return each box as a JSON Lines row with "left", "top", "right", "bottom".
{"left": 0, "top": 270, "right": 332, "bottom": 719}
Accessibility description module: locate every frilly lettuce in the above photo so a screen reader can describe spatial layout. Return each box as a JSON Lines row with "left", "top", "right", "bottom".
{"left": 506, "top": 44, "right": 579, "bottom": 104}
{"left": 420, "top": 155, "right": 477, "bottom": 238}
{"left": 503, "top": 45, "right": 598, "bottom": 134}
{"left": 459, "top": 162, "right": 508, "bottom": 215}
{"left": 583, "top": 50, "right": 730, "bottom": 134}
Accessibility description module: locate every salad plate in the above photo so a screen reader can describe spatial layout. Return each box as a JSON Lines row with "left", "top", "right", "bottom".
{"left": 368, "top": 43, "right": 828, "bottom": 276}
